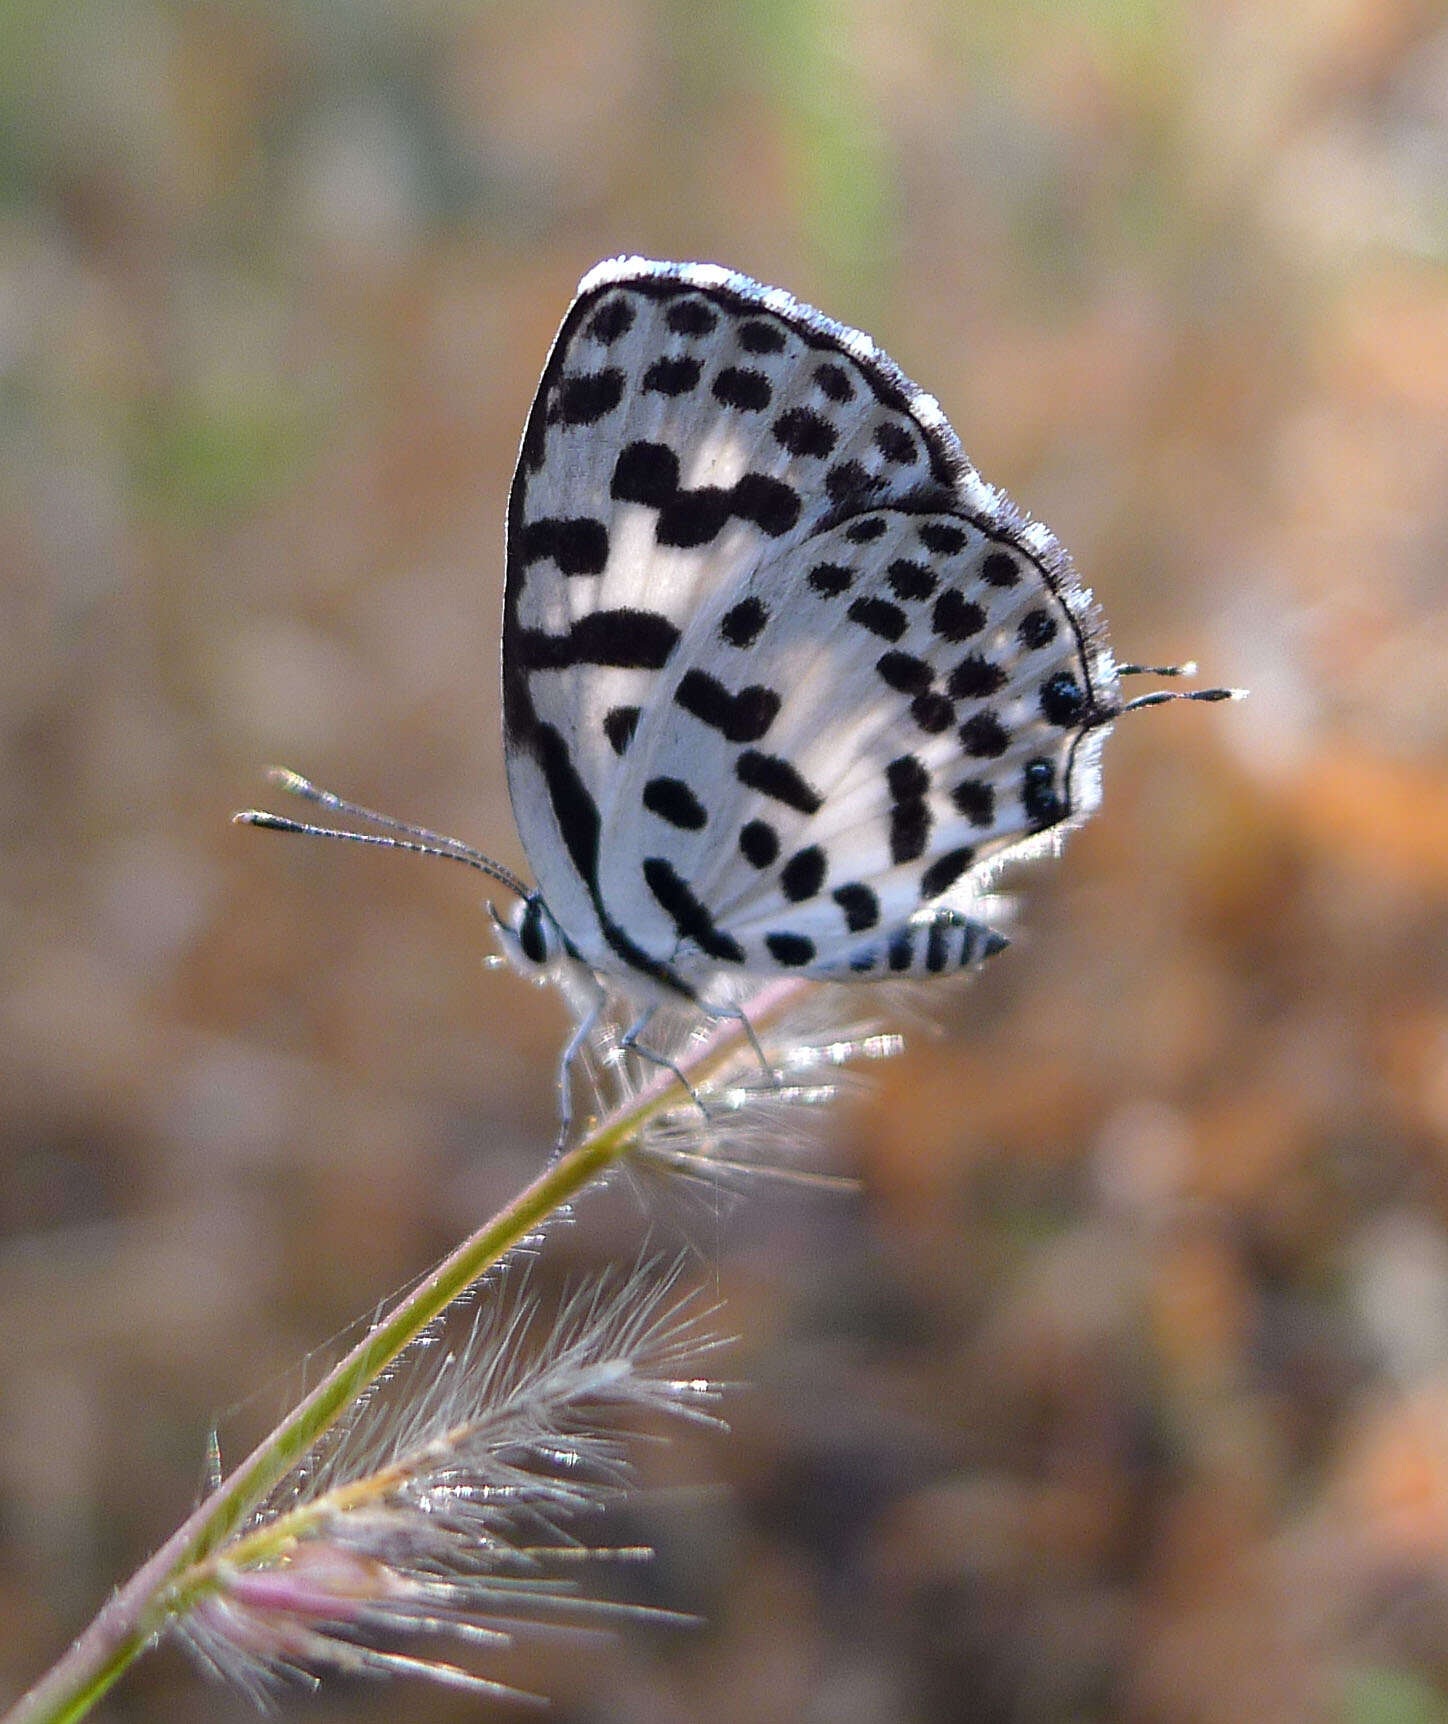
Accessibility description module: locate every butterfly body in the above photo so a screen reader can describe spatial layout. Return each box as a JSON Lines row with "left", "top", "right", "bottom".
{"left": 501, "top": 257, "right": 1120, "bottom": 1018}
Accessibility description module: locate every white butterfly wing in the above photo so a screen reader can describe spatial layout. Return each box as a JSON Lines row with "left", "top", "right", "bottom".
{"left": 503, "top": 257, "right": 1119, "bottom": 995}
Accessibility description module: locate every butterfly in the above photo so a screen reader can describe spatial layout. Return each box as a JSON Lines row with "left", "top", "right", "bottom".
{"left": 243, "top": 257, "right": 1232, "bottom": 1135}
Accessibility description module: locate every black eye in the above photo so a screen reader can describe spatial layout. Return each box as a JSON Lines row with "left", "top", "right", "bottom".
{"left": 518, "top": 897, "right": 549, "bottom": 965}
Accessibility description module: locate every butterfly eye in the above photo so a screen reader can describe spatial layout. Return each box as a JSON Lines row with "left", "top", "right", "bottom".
{"left": 516, "top": 896, "right": 552, "bottom": 967}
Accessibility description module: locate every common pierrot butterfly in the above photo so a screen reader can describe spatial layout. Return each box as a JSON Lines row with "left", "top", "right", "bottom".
{"left": 243, "top": 257, "right": 1233, "bottom": 1135}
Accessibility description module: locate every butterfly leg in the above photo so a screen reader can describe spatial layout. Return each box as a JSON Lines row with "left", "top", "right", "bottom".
{"left": 552, "top": 975, "right": 608, "bottom": 1158}
{"left": 620, "top": 1008, "right": 712, "bottom": 1121}
{"left": 711, "top": 1000, "right": 778, "bottom": 1089}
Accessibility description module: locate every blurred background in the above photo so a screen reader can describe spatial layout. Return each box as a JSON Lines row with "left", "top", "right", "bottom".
{"left": 3, "top": 2, "right": 1447, "bottom": 1719}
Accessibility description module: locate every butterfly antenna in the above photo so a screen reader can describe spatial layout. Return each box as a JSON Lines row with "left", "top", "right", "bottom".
{"left": 1119, "top": 686, "right": 1244, "bottom": 714}
{"left": 1113, "top": 659, "right": 1245, "bottom": 716}
{"left": 234, "top": 768, "right": 533, "bottom": 901}
{"left": 1118, "top": 659, "right": 1199, "bottom": 678}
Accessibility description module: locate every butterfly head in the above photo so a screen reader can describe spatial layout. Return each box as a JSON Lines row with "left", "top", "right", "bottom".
{"left": 491, "top": 891, "right": 570, "bottom": 978}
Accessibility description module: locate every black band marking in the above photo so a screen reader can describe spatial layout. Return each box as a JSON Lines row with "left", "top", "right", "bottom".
{"left": 516, "top": 608, "right": 680, "bottom": 672}
{"left": 642, "top": 858, "right": 744, "bottom": 963}
{"left": 532, "top": 723, "right": 691, "bottom": 997}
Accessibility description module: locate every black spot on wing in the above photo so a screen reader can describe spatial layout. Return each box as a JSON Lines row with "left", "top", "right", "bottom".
{"left": 520, "top": 516, "right": 610, "bottom": 577}
{"left": 808, "top": 562, "right": 852, "bottom": 597}
{"left": 739, "top": 317, "right": 787, "bottom": 353}
{"left": 585, "top": 297, "right": 635, "bottom": 343}
{"left": 918, "top": 520, "right": 967, "bottom": 555}
{"left": 657, "top": 487, "right": 732, "bottom": 548}
{"left": 643, "top": 777, "right": 707, "bottom": 830}
{"left": 551, "top": 368, "right": 625, "bottom": 426}
{"left": 848, "top": 596, "right": 908, "bottom": 642}
{"left": 920, "top": 846, "right": 976, "bottom": 900}
{"left": 1023, "top": 758, "right": 1064, "bottom": 830}
{"left": 887, "top": 558, "right": 936, "bottom": 601}
{"left": 643, "top": 354, "right": 702, "bottom": 396}
{"left": 982, "top": 550, "right": 1020, "bottom": 587}
{"left": 826, "top": 460, "right": 881, "bottom": 509}
{"left": 874, "top": 422, "right": 918, "bottom": 464}
{"left": 773, "top": 406, "right": 837, "bottom": 458}
{"left": 666, "top": 297, "right": 717, "bottom": 336}
{"left": 959, "top": 711, "right": 1010, "bottom": 758}
{"left": 951, "top": 779, "right": 995, "bottom": 826}
{"left": 814, "top": 362, "right": 854, "bottom": 402}
{"left": 886, "top": 754, "right": 931, "bottom": 864}
{"left": 766, "top": 931, "right": 816, "bottom": 967}
{"left": 603, "top": 705, "right": 640, "bottom": 756}
{"left": 911, "top": 691, "right": 955, "bottom": 733}
{"left": 876, "top": 651, "right": 933, "bottom": 695}
{"left": 833, "top": 883, "right": 879, "bottom": 932}
{"left": 736, "top": 751, "right": 822, "bottom": 815}
{"left": 932, "top": 590, "right": 985, "bottom": 642}
{"left": 845, "top": 516, "right": 886, "bottom": 543}
{"left": 739, "top": 820, "right": 779, "bottom": 868}
{"left": 674, "top": 669, "right": 780, "bottom": 743}
{"left": 732, "top": 473, "right": 800, "bottom": 536}
{"left": 887, "top": 756, "right": 929, "bottom": 801}
{"left": 890, "top": 813, "right": 931, "bottom": 867}
{"left": 720, "top": 597, "right": 768, "bottom": 647}
{"left": 947, "top": 655, "right": 1007, "bottom": 701}
{"left": 780, "top": 846, "right": 826, "bottom": 902}
{"left": 612, "top": 442, "right": 799, "bottom": 545}
{"left": 612, "top": 441, "right": 679, "bottom": 507}
{"left": 1019, "top": 608, "right": 1058, "bottom": 650}
{"left": 713, "top": 366, "right": 772, "bottom": 411}
{"left": 1040, "top": 670, "right": 1087, "bottom": 726}
{"left": 642, "top": 858, "right": 744, "bottom": 963}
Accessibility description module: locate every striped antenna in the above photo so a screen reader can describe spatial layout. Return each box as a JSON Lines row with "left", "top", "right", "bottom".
{"left": 234, "top": 769, "right": 532, "bottom": 901}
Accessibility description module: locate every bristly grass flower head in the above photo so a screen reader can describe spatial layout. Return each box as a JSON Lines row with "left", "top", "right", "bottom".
{"left": 5, "top": 975, "right": 889, "bottom": 1724}
{"left": 172, "top": 1257, "right": 724, "bottom": 1705}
